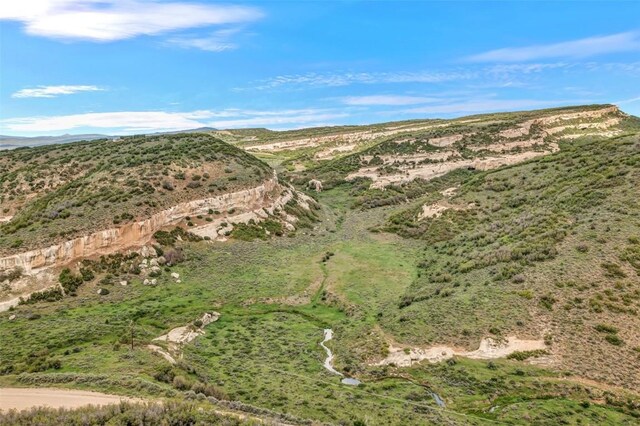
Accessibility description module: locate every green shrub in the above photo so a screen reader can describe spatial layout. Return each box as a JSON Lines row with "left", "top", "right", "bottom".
{"left": 594, "top": 324, "right": 618, "bottom": 334}
{"left": 232, "top": 223, "right": 267, "bottom": 241}
{"left": 20, "top": 287, "right": 63, "bottom": 304}
{"left": 601, "top": 262, "right": 626, "bottom": 278}
{"left": 153, "top": 227, "right": 202, "bottom": 247}
{"left": 79, "top": 268, "right": 94, "bottom": 282}
{"left": 605, "top": 334, "right": 624, "bottom": 346}
{"left": 191, "top": 382, "right": 228, "bottom": 400}
{"left": 0, "top": 267, "right": 23, "bottom": 283}
{"left": 58, "top": 268, "right": 83, "bottom": 294}
{"left": 539, "top": 294, "right": 557, "bottom": 310}
{"left": 507, "top": 350, "right": 548, "bottom": 361}
{"left": 164, "top": 248, "right": 185, "bottom": 265}
{"left": 172, "top": 375, "right": 191, "bottom": 390}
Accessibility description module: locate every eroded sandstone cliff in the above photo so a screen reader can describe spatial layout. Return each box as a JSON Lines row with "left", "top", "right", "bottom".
{"left": 0, "top": 175, "right": 296, "bottom": 275}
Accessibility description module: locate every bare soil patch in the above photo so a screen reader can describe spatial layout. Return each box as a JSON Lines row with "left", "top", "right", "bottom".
{"left": 0, "top": 388, "right": 139, "bottom": 412}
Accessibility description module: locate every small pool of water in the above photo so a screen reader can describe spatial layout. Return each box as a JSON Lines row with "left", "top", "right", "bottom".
{"left": 341, "top": 378, "right": 361, "bottom": 386}
{"left": 432, "top": 392, "right": 445, "bottom": 407}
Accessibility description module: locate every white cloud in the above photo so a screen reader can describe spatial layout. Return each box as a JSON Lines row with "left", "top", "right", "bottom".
{"left": 207, "top": 112, "right": 348, "bottom": 129}
{"left": 2, "top": 111, "right": 208, "bottom": 133}
{"left": 12, "top": 85, "right": 104, "bottom": 98}
{"left": 590, "top": 61, "right": 640, "bottom": 74}
{"left": 166, "top": 28, "right": 242, "bottom": 52}
{"left": 404, "top": 99, "right": 587, "bottom": 115}
{"left": 242, "top": 59, "right": 640, "bottom": 92}
{"left": 468, "top": 32, "right": 640, "bottom": 62}
{"left": 0, "top": 0, "right": 263, "bottom": 41}
{"left": 342, "top": 95, "right": 440, "bottom": 106}
{"left": 614, "top": 95, "right": 640, "bottom": 105}
{"left": 167, "top": 35, "right": 236, "bottom": 52}
{"left": 0, "top": 108, "right": 348, "bottom": 134}
{"left": 244, "top": 70, "right": 474, "bottom": 90}
{"left": 486, "top": 63, "right": 572, "bottom": 74}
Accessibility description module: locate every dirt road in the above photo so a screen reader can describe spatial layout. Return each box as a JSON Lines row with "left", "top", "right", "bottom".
{"left": 0, "top": 387, "right": 295, "bottom": 424}
{"left": 0, "top": 387, "right": 136, "bottom": 411}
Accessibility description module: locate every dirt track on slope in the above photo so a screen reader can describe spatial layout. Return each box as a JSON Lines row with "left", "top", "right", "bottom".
{"left": 0, "top": 388, "right": 138, "bottom": 411}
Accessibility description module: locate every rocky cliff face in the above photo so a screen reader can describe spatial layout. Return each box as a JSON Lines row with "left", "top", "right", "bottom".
{"left": 0, "top": 176, "right": 287, "bottom": 275}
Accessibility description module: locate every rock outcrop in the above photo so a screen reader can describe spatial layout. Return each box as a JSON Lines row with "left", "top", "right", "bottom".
{"left": 0, "top": 176, "right": 291, "bottom": 275}
{"left": 375, "top": 336, "right": 548, "bottom": 367}
{"left": 344, "top": 106, "right": 625, "bottom": 188}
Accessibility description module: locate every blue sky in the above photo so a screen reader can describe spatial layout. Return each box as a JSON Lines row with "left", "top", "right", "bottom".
{"left": 1, "top": 0, "right": 639, "bottom": 136}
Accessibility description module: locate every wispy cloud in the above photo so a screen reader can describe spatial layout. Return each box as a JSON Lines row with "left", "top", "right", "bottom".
{"left": 468, "top": 31, "right": 640, "bottom": 62}
{"left": 614, "top": 95, "right": 640, "bottom": 105}
{"left": 244, "top": 59, "right": 640, "bottom": 92}
{"left": 166, "top": 28, "right": 243, "bottom": 52}
{"left": 12, "top": 85, "right": 104, "bottom": 98}
{"left": 342, "top": 95, "right": 440, "bottom": 106}
{"left": 242, "top": 70, "right": 474, "bottom": 91}
{"left": 404, "top": 98, "right": 587, "bottom": 115}
{"left": 486, "top": 62, "right": 572, "bottom": 74}
{"left": 208, "top": 112, "right": 347, "bottom": 129}
{"left": 0, "top": 108, "right": 347, "bottom": 134}
{"left": 0, "top": 0, "right": 263, "bottom": 42}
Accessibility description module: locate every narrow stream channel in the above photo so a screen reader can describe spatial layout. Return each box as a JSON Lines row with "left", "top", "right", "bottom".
{"left": 320, "top": 330, "right": 446, "bottom": 404}
{"left": 320, "top": 329, "right": 361, "bottom": 385}
{"left": 320, "top": 329, "right": 342, "bottom": 376}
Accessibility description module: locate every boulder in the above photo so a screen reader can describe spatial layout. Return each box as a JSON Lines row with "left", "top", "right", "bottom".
{"left": 171, "top": 272, "right": 180, "bottom": 280}
{"left": 119, "top": 280, "right": 128, "bottom": 286}
{"left": 308, "top": 179, "right": 323, "bottom": 192}
{"left": 140, "top": 246, "right": 157, "bottom": 258}
{"left": 9, "top": 314, "right": 16, "bottom": 321}
{"left": 157, "top": 256, "right": 167, "bottom": 265}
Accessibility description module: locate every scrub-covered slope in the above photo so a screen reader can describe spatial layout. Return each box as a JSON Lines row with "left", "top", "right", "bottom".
{"left": 380, "top": 121, "right": 640, "bottom": 390}
{"left": 0, "top": 134, "right": 270, "bottom": 252}
{"left": 0, "top": 133, "right": 317, "bottom": 280}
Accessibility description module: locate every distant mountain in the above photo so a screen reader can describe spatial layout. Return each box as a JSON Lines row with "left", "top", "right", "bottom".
{"left": 0, "top": 128, "right": 222, "bottom": 150}
{"left": 0, "top": 134, "right": 111, "bottom": 149}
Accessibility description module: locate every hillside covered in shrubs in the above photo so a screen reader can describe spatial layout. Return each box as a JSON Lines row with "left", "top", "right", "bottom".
{"left": 381, "top": 127, "right": 640, "bottom": 390}
{"left": 0, "top": 134, "right": 271, "bottom": 254}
